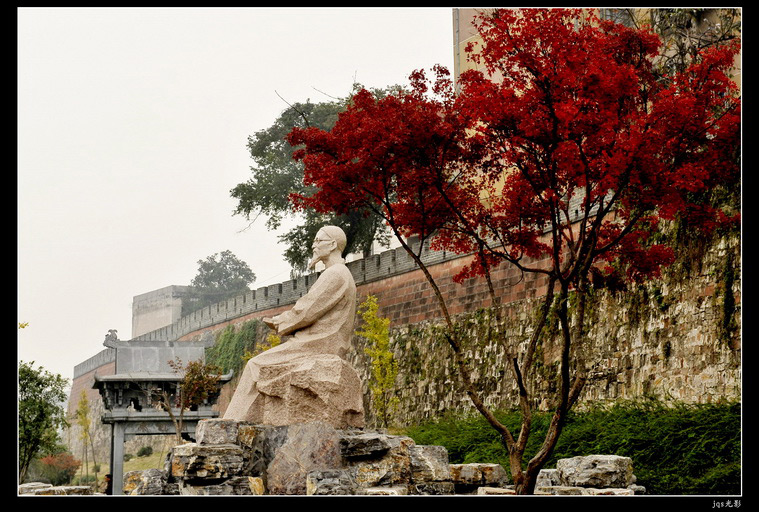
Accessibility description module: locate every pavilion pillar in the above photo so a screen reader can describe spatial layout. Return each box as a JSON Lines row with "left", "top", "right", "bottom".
{"left": 110, "top": 422, "right": 126, "bottom": 495}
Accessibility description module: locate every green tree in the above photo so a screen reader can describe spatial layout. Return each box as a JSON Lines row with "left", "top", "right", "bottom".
{"left": 74, "top": 390, "right": 98, "bottom": 487}
{"left": 356, "top": 295, "right": 398, "bottom": 429}
{"left": 185, "top": 250, "right": 256, "bottom": 314}
{"left": 230, "top": 85, "right": 394, "bottom": 274}
{"left": 18, "top": 361, "right": 69, "bottom": 482}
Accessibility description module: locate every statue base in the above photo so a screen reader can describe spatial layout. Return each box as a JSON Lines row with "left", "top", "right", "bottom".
{"left": 224, "top": 354, "right": 365, "bottom": 430}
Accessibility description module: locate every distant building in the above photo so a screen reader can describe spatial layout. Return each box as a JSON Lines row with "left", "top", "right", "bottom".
{"left": 131, "top": 285, "right": 193, "bottom": 338}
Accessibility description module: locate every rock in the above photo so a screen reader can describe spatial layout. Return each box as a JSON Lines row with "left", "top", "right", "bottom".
{"left": 163, "top": 481, "right": 181, "bottom": 495}
{"left": 340, "top": 431, "right": 392, "bottom": 459}
{"left": 196, "top": 418, "right": 240, "bottom": 445}
{"left": 348, "top": 435, "right": 415, "bottom": 488}
{"left": 122, "top": 471, "right": 140, "bottom": 494}
{"left": 537, "top": 468, "right": 561, "bottom": 487}
{"left": 306, "top": 469, "right": 358, "bottom": 495}
{"left": 66, "top": 486, "right": 95, "bottom": 495}
{"left": 124, "top": 468, "right": 166, "bottom": 495}
{"left": 413, "top": 481, "right": 456, "bottom": 495}
{"left": 266, "top": 422, "right": 344, "bottom": 495}
{"left": 556, "top": 455, "right": 634, "bottom": 489}
{"left": 628, "top": 483, "right": 647, "bottom": 495}
{"left": 536, "top": 485, "right": 586, "bottom": 495}
{"left": 363, "top": 486, "right": 409, "bottom": 495}
{"left": 238, "top": 423, "right": 289, "bottom": 478}
{"left": 25, "top": 485, "right": 92, "bottom": 495}
{"left": 18, "top": 482, "right": 53, "bottom": 494}
{"left": 450, "top": 463, "right": 507, "bottom": 492}
{"left": 585, "top": 487, "right": 635, "bottom": 495}
{"left": 170, "top": 442, "right": 245, "bottom": 480}
{"left": 409, "top": 444, "right": 451, "bottom": 483}
{"left": 476, "top": 486, "right": 516, "bottom": 495}
{"left": 29, "top": 486, "right": 68, "bottom": 495}
{"left": 234, "top": 355, "right": 365, "bottom": 429}
{"left": 179, "top": 476, "right": 252, "bottom": 495}
{"left": 248, "top": 476, "right": 266, "bottom": 495}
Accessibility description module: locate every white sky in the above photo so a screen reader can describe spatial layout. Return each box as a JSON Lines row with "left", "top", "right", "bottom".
{"left": 17, "top": 7, "right": 455, "bottom": 384}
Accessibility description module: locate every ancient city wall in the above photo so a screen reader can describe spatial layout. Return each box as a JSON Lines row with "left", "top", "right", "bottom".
{"left": 69, "top": 230, "right": 740, "bottom": 447}
{"left": 351, "top": 232, "right": 741, "bottom": 426}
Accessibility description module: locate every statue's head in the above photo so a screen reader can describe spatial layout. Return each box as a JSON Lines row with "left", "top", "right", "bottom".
{"left": 310, "top": 226, "right": 347, "bottom": 269}
{"left": 318, "top": 226, "right": 347, "bottom": 252}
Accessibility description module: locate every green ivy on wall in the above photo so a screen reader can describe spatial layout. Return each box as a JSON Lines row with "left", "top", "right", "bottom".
{"left": 205, "top": 320, "right": 261, "bottom": 375}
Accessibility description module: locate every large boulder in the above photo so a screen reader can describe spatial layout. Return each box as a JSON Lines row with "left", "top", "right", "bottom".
{"left": 346, "top": 435, "right": 415, "bottom": 489}
{"left": 227, "top": 355, "right": 365, "bottom": 430}
{"left": 306, "top": 469, "right": 358, "bottom": 495}
{"left": 556, "top": 455, "right": 635, "bottom": 489}
{"left": 170, "top": 442, "right": 245, "bottom": 480}
{"left": 409, "top": 444, "right": 454, "bottom": 494}
{"left": 449, "top": 463, "right": 508, "bottom": 493}
{"left": 166, "top": 419, "right": 460, "bottom": 496}
{"left": 265, "top": 422, "right": 344, "bottom": 495}
{"left": 124, "top": 468, "right": 166, "bottom": 495}
{"left": 179, "top": 476, "right": 253, "bottom": 495}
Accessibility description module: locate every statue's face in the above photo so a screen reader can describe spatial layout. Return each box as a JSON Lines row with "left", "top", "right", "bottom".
{"left": 310, "top": 230, "right": 335, "bottom": 266}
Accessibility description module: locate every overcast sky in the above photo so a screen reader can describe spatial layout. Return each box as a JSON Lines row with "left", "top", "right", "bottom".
{"left": 17, "top": 7, "right": 455, "bottom": 384}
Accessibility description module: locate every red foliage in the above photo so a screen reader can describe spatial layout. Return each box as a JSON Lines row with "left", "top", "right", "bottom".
{"left": 40, "top": 452, "right": 81, "bottom": 485}
{"left": 288, "top": 8, "right": 740, "bottom": 285}
{"left": 40, "top": 452, "right": 80, "bottom": 472}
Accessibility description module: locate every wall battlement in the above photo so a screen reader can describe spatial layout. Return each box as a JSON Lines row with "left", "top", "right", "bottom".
{"left": 73, "top": 348, "right": 116, "bottom": 380}
{"left": 130, "top": 241, "right": 458, "bottom": 343}
{"left": 73, "top": 241, "right": 456, "bottom": 379}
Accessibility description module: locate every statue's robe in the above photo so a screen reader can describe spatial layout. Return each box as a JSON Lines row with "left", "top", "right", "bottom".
{"left": 223, "top": 263, "right": 364, "bottom": 428}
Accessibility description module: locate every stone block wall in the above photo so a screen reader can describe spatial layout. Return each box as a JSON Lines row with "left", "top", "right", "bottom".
{"left": 348, "top": 235, "right": 740, "bottom": 426}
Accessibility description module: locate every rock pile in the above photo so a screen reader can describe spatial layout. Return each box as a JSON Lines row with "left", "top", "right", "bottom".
{"left": 18, "top": 482, "right": 94, "bottom": 495}
{"left": 116, "top": 418, "right": 645, "bottom": 496}
{"left": 534, "top": 455, "right": 646, "bottom": 495}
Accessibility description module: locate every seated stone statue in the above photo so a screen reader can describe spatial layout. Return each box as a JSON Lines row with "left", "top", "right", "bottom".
{"left": 223, "top": 226, "right": 365, "bottom": 429}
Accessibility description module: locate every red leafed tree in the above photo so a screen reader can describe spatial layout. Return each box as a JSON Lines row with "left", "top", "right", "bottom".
{"left": 288, "top": 8, "right": 740, "bottom": 494}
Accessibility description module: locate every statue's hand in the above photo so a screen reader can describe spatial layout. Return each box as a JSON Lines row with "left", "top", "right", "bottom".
{"left": 263, "top": 316, "right": 278, "bottom": 330}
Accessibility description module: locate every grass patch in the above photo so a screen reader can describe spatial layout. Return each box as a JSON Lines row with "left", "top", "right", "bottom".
{"left": 75, "top": 446, "right": 170, "bottom": 491}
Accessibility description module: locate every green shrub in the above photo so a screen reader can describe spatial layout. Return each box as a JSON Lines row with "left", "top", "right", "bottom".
{"left": 403, "top": 399, "right": 741, "bottom": 495}
{"left": 553, "top": 399, "right": 741, "bottom": 495}
{"left": 136, "top": 446, "right": 153, "bottom": 457}
{"left": 74, "top": 474, "right": 97, "bottom": 485}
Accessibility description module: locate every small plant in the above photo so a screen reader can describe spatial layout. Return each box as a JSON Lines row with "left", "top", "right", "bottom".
{"left": 248, "top": 333, "right": 282, "bottom": 359}
{"left": 74, "top": 474, "right": 97, "bottom": 485}
{"left": 356, "top": 295, "right": 399, "bottom": 429}
{"left": 136, "top": 446, "right": 153, "bottom": 457}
